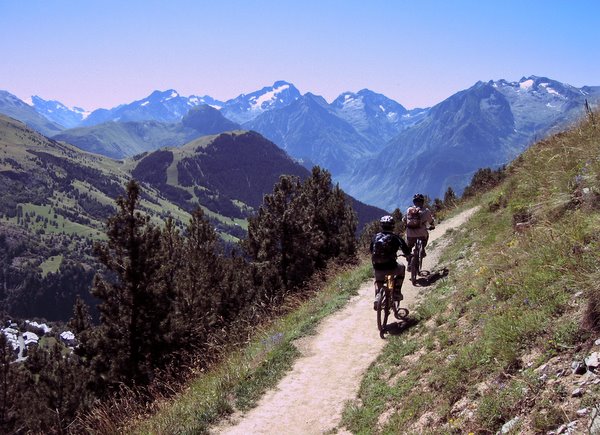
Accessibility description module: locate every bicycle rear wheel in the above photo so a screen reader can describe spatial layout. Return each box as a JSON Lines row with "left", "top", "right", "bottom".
{"left": 376, "top": 288, "right": 390, "bottom": 338}
{"left": 410, "top": 254, "right": 419, "bottom": 284}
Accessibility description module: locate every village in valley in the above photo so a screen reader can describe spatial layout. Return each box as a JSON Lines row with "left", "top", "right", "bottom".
{"left": 2, "top": 319, "right": 76, "bottom": 361}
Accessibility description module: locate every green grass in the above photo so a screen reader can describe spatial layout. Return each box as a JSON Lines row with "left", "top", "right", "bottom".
{"left": 40, "top": 254, "right": 63, "bottom": 277}
{"left": 340, "top": 113, "right": 600, "bottom": 433}
{"left": 128, "top": 261, "right": 373, "bottom": 434}
{"left": 9, "top": 203, "right": 105, "bottom": 238}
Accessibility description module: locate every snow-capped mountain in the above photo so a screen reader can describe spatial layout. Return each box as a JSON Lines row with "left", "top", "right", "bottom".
{"left": 245, "top": 92, "right": 377, "bottom": 175}
{"left": 342, "top": 77, "right": 600, "bottom": 210}
{"left": 220, "top": 80, "right": 301, "bottom": 124}
{"left": 81, "top": 89, "right": 224, "bottom": 126}
{"left": 29, "top": 95, "right": 89, "bottom": 129}
{"left": 2, "top": 76, "right": 599, "bottom": 212}
{"left": 331, "top": 89, "right": 427, "bottom": 147}
{"left": 491, "top": 76, "right": 597, "bottom": 134}
{"left": 0, "top": 91, "right": 64, "bottom": 136}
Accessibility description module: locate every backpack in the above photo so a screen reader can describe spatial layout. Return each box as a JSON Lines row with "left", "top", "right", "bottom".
{"left": 406, "top": 206, "right": 422, "bottom": 229}
{"left": 371, "top": 233, "right": 396, "bottom": 265}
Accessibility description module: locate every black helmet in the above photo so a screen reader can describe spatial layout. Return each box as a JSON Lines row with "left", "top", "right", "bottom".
{"left": 413, "top": 193, "right": 425, "bottom": 205}
{"left": 379, "top": 215, "right": 394, "bottom": 230}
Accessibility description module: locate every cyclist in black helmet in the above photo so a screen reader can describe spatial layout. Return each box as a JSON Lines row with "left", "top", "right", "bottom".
{"left": 403, "top": 193, "right": 435, "bottom": 263}
{"left": 369, "top": 215, "right": 411, "bottom": 310}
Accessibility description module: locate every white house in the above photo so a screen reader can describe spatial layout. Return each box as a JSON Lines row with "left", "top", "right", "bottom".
{"left": 60, "top": 331, "right": 76, "bottom": 347}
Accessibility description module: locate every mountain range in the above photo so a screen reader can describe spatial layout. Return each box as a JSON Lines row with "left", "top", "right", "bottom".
{"left": 2, "top": 76, "right": 599, "bottom": 209}
{"left": 0, "top": 114, "right": 384, "bottom": 320}
{"left": 341, "top": 77, "right": 600, "bottom": 209}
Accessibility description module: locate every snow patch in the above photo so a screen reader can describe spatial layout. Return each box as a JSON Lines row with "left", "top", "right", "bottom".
{"left": 161, "top": 91, "right": 179, "bottom": 102}
{"left": 519, "top": 79, "right": 534, "bottom": 90}
{"left": 251, "top": 84, "right": 290, "bottom": 110}
{"left": 379, "top": 105, "right": 386, "bottom": 112}
{"left": 141, "top": 101, "right": 150, "bottom": 107}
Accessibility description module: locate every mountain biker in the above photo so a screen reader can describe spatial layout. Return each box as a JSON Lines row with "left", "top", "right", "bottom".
{"left": 403, "top": 193, "right": 435, "bottom": 264}
{"left": 370, "top": 215, "right": 411, "bottom": 310}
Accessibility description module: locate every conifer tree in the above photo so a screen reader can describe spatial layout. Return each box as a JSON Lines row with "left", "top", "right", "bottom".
{"left": 391, "top": 208, "right": 403, "bottom": 234}
{"left": 443, "top": 186, "right": 458, "bottom": 208}
{"left": 245, "top": 175, "right": 312, "bottom": 294}
{"left": 87, "top": 180, "right": 167, "bottom": 387}
{"left": 22, "top": 344, "right": 91, "bottom": 433}
{"left": 432, "top": 197, "right": 445, "bottom": 213}
{"left": 245, "top": 169, "right": 357, "bottom": 295}
{"left": 0, "top": 334, "right": 16, "bottom": 432}
{"left": 68, "top": 295, "right": 93, "bottom": 334}
{"left": 153, "top": 217, "right": 184, "bottom": 356}
{"left": 175, "top": 208, "right": 223, "bottom": 349}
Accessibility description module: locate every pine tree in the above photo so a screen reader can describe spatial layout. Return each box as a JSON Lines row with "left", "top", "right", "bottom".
{"left": 245, "top": 169, "right": 357, "bottom": 295}
{"left": 22, "top": 344, "right": 91, "bottom": 433}
{"left": 68, "top": 295, "right": 93, "bottom": 334}
{"left": 245, "top": 175, "right": 309, "bottom": 294}
{"left": 432, "top": 197, "right": 445, "bottom": 213}
{"left": 390, "top": 208, "right": 403, "bottom": 234}
{"left": 174, "top": 208, "right": 223, "bottom": 352}
{"left": 0, "top": 334, "right": 17, "bottom": 432}
{"left": 443, "top": 186, "right": 458, "bottom": 208}
{"left": 87, "top": 180, "right": 167, "bottom": 387}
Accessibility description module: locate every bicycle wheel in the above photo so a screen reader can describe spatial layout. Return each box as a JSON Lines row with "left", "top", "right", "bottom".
{"left": 410, "top": 253, "right": 419, "bottom": 284}
{"left": 376, "top": 288, "right": 390, "bottom": 337}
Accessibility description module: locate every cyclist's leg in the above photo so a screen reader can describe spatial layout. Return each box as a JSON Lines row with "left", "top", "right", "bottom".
{"left": 373, "top": 269, "right": 386, "bottom": 310}
{"left": 420, "top": 236, "right": 430, "bottom": 257}
{"left": 406, "top": 237, "right": 417, "bottom": 270}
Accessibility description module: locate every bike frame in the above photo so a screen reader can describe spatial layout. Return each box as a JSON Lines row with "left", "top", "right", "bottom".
{"left": 375, "top": 273, "right": 408, "bottom": 338}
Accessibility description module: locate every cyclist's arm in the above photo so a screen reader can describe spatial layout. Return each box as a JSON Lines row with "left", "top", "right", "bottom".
{"left": 397, "top": 236, "right": 411, "bottom": 257}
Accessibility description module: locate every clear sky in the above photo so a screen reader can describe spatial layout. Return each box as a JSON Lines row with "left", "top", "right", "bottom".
{"left": 1, "top": 0, "right": 599, "bottom": 110}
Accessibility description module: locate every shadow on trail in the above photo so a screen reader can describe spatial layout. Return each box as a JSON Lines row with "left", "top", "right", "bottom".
{"left": 412, "top": 267, "right": 449, "bottom": 287}
{"left": 383, "top": 316, "right": 419, "bottom": 337}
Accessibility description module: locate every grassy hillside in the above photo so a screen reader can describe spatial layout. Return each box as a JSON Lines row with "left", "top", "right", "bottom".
{"left": 342, "top": 112, "right": 600, "bottom": 433}
{"left": 111, "top": 112, "right": 600, "bottom": 435}
{"left": 52, "top": 119, "right": 200, "bottom": 159}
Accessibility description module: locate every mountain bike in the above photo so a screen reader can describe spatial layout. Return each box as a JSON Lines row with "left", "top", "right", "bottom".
{"left": 375, "top": 273, "right": 409, "bottom": 339}
{"left": 409, "top": 227, "right": 434, "bottom": 285}
{"left": 409, "top": 238, "right": 425, "bottom": 285}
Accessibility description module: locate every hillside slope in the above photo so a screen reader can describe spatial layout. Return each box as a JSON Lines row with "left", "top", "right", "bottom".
{"left": 124, "top": 111, "right": 600, "bottom": 435}
{"left": 342, "top": 111, "right": 600, "bottom": 433}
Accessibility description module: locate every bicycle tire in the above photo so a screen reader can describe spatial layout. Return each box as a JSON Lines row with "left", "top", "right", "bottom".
{"left": 376, "top": 288, "right": 390, "bottom": 336}
{"left": 410, "top": 254, "right": 419, "bottom": 284}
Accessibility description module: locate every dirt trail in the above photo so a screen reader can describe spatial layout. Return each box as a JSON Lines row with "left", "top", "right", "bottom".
{"left": 215, "top": 207, "right": 479, "bottom": 435}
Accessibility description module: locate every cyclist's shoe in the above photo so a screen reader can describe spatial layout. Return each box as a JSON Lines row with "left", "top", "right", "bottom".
{"left": 373, "top": 293, "right": 381, "bottom": 310}
{"left": 393, "top": 291, "right": 403, "bottom": 302}
{"left": 422, "top": 250, "right": 427, "bottom": 258}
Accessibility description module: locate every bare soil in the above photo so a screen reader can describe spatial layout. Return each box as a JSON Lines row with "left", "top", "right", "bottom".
{"left": 214, "top": 208, "right": 479, "bottom": 435}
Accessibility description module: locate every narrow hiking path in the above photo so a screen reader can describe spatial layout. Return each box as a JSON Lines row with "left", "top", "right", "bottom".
{"left": 214, "top": 207, "right": 479, "bottom": 435}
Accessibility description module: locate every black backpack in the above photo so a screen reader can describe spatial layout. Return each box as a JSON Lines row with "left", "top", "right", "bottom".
{"left": 371, "top": 233, "right": 396, "bottom": 265}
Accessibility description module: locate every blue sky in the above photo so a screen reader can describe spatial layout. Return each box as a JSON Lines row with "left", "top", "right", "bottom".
{"left": 1, "top": 0, "right": 599, "bottom": 110}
